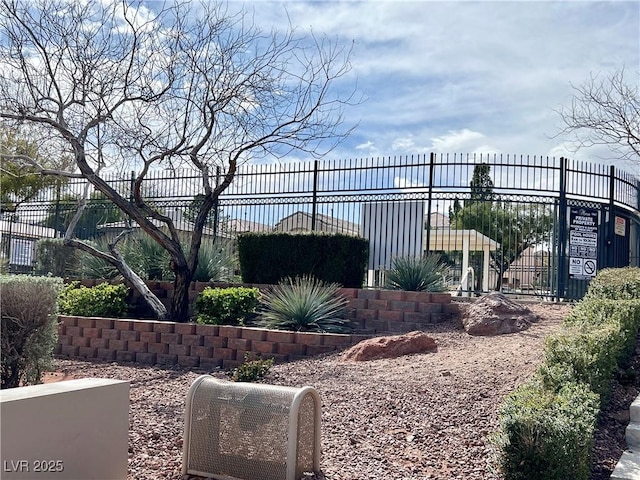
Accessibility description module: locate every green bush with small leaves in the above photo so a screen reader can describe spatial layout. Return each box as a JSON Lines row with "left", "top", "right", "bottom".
{"left": 35, "top": 238, "right": 79, "bottom": 277}
{"left": 59, "top": 281, "right": 129, "bottom": 318}
{"left": 1, "top": 275, "right": 64, "bottom": 389}
{"left": 494, "top": 267, "right": 640, "bottom": 480}
{"left": 583, "top": 267, "right": 640, "bottom": 300}
{"left": 563, "top": 298, "right": 640, "bottom": 367}
{"left": 542, "top": 323, "right": 622, "bottom": 400}
{"left": 195, "top": 287, "right": 260, "bottom": 326}
{"left": 238, "top": 232, "right": 368, "bottom": 288}
{"left": 230, "top": 354, "right": 274, "bottom": 382}
{"left": 495, "top": 377, "right": 599, "bottom": 480}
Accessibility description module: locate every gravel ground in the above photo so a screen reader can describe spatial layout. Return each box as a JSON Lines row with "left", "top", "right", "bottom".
{"left": 47, "top": 302, "right": 637, "bottom": 480}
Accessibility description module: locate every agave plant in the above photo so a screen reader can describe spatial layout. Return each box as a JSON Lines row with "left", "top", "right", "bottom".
{"left": 385, "top": 254, "right": 448, "bottom": 292}
{"left": 259, "top": 275, "right": 351, "bottom": 333}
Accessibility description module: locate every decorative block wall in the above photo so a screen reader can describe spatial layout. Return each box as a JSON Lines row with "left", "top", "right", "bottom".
{"left": 57, "top": 286, "right": 457, "bottom": 369}
{"left": 338, "top": 288, "right": 455, "bottom": 333}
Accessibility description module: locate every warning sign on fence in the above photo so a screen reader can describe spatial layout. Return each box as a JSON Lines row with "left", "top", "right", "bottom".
{"left": 568, "top": 207, "right": 598, "bottom": 280}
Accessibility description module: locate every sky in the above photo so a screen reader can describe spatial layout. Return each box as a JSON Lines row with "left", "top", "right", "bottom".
{"left": 233, "top": 0, "right": 639, "bottom": 173}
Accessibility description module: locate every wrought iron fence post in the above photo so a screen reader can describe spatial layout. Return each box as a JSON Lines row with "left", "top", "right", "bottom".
{"left": 607, "top": 165, "right": 616, "bottom": 267}
{"left": 213, "top": 166, "right": 220, "bottom": 241}
{"left": 425, "top": 152, "right": 435, "bottom": 255}
{"left": 311, "top": 160, "right": 318, "bottom": 231}
{"left": 557, "top": 157, "right": 568, "bottom": 301}
{"left": 129, "top": 170, "right": 135, "bottom": 202}
{"left": 54, "top": 180, "right": 62, "bottom": 237}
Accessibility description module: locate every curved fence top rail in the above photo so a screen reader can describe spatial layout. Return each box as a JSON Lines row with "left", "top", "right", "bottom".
{"left": 16, "top": 153, "right": 640, "bottom": 213}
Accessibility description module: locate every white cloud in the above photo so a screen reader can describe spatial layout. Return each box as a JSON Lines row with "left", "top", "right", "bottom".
{"left": 247, "top": 0, "right": 639, "bottom": 169}
{"left": 391, "top": 136, "right": 418, "bottom": 152}
{"left": 355, "top": 140, "right": 377, "bottom": 152}
{"left": 430, "top": 129, "right": 488, "bottom": 153}
{"left": 90, "top": 1, "right": 640, "bottom": 171}
{"left": 393, "top": 176, "right": 425, "bottom": 190}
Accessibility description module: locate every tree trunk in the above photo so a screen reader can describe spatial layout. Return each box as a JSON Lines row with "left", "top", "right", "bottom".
{"left": 108, "top": 244, "right": 168, "bottom": 320}
{"left": 171, "top": 269, "right": 193, "bottom": 323}
{"left": 124, "top": 271, "right": 168, "bottom": 320}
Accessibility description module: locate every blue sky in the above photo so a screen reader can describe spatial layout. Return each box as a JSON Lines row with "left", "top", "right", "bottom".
{"left": 237, "top": 0, "right": 639, "bottom": 172}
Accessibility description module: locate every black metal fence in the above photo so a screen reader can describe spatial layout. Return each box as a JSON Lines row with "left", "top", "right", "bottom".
{"left": 3, "top": 153, "right": 639, "bottom": 300}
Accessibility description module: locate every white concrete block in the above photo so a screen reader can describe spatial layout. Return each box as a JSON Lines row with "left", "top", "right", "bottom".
{"left": 611, "top": 451, "right": 640, "bottom": 480}
{"left": 627, "top": 422, "right": 640, "bottom": 451}
{"left": 630, "top": 396, "right": 640, "bottom": 423}
{"left": 1, "top": 378, "right": 129, "bottom": 480}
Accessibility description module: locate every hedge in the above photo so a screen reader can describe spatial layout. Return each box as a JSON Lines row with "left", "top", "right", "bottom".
{"left": 195, "top": 287, "right": 260, "bottom": 326}
{"left": 496, "top": 378, "right": 599, "bottom": 480}
{"left": 237, "top": 232, "right": 369, "bottom": 288}
{"left": 495, "top": 267, "right": 640, "bottom": 479}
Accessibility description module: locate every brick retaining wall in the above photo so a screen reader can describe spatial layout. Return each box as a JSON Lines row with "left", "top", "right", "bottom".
{"left": 341, "top": 289, "right": 455, "bottom": 333}
{"left": 56, "top": 286, "right": 457, "bottom": 369}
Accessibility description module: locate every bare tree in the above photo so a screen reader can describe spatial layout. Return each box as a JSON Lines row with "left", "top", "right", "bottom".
{"left": 557, "top": 67, "right": 640, "bottom": 163}
{"left": 0, "top": 0, "right": 357, "bottom": 321}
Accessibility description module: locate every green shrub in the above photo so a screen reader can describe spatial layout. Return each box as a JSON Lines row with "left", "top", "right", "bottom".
{"left": 59, "top": 281, "right": 128, "bottom": 317}
{"left": 539, "top": 298, "right": 640, "bottom": 401}
{"left": 75, "top": 242, "right": 120, "bottom": 280}
{"left": 195, "top": 287, "right": 260, "bottom": 325}
{"left": 73, "top": 233, "right": 238, "bottom": 282}
{"left": 259, "top": 275, "right": 350, "bottom": 333}
{"left": 238, "top": 232, "right": 369, "bottom": 288}
{"left": 1, "top": 275, "right": 64, "bottom": 389}
{"left": 74, "top": 235, "right": 166, "bottom": 280}
{"left": 494, "top": 268, "right": 640, "bottom": 480}
{"left": 230, "top": 354, "right": 274, "bottom": 382}
{"left": 542, "top": 324, "right": 622, "bottom": 400}
{"left": 495, "top": 378, "right": 599, "bottom": 480}
{"left": 385, "top": 254, "right": 448, "bottom": 292}
{"left": 122, "top": 232, "right": 171, "bottom": 280}
{"left": 583, "top": 267, "right": 640, "bottom": 300}
{"left": 564, "top": 298, "right": 640, "bottom": 359}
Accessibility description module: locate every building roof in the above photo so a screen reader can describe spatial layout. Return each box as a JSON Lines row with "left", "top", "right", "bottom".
{"left": 274, "top": 211, "right": 360, "bottom": 236}
{"left": 97, "top": 218, "right": 219, "bottom": 238}
{"left": 226, "top": 218, "right": 272, "bottom": 234}
{"left": 0, "top": 220, "right": 56, "bottom": 239}
{"left": 427, "top": 212, "right": 450, "bottom": 229}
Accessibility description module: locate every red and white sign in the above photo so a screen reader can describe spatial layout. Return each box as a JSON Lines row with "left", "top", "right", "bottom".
{"left": 615, "top": 216, "right": 626, "bottom": 236}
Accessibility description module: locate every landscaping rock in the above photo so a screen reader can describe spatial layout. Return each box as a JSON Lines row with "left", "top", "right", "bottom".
{"left": 342, "top": 331, "right": 437, "bottom": 361}
{"left": 462, "top": 292, "right": 538, "bottom": 336}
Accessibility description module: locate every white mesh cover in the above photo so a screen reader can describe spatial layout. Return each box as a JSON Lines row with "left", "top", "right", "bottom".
{"left": 183, "top": 376, "right": 321, "bottom": 480}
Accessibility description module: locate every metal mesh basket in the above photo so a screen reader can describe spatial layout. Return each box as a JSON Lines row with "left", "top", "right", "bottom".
{"left": 182, "top": 375, "right": 321, "bottom": 480}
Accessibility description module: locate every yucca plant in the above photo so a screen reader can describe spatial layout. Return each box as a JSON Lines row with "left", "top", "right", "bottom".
{"left": 385, "top": 254, "right": 448, "bottom": 292}
{"left": 259, "top": 275, "right": 351, "bottom": 333}
{"left": 76, "top": 239, "right": 120, "bottom": 279}
{"left": 74, "top": 234, "right": 169, "bottom": 280}
{"left": 192, "top": 239, "right": 236, "bottom": 282}
{"left": 124, "top": 232, "right": 171, "bottom": 280}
